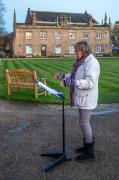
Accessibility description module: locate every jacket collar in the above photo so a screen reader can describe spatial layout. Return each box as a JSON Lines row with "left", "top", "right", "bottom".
{"left": 84, "top": 54, "right": 93, "bottom": 63}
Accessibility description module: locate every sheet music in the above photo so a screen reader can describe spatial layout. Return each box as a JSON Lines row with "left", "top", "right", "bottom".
{"left": 36, "top": 80, "right": 64, "bottom": 99}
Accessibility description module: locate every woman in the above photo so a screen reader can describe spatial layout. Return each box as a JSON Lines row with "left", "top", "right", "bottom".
{"left": 55, "top": 41, "right": 100, "bottom": 161}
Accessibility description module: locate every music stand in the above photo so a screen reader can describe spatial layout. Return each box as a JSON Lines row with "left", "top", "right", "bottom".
{"left": 36, "top": 80, "right": 71, "bottom": 172}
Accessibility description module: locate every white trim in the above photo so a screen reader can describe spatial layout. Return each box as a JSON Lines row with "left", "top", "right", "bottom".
{"left": 36, "top": 21, "right": 57, "bottom": 24}
{"left": 36, "top": 21, "right": 99, "bottom": 26}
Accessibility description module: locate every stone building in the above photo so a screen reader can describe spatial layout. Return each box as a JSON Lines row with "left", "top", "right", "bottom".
{"left": 12, "top": 8, "right": 112, "bottom": 57}
{"left": 112, "top": 22, "right": 119, "bottom": 46}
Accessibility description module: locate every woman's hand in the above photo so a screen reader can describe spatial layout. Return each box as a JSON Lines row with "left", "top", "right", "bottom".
{"left": 54, "top": 73, "right": 65, "bottom": 80}
{"left": 60, "top": 81, "right": 65, "bottom": 87}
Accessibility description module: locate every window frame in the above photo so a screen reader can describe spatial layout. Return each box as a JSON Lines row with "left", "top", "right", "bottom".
{"left": 55, "top": 45, "right": 62, "bottom": 54}
{"left": 69, "top": 32, "right": 76, "bottom": 40}
{"left": 96, "top": 33, "right": 102, "bottom": 40}
{"left": 26, "top": 45, "right": 33, "bottom": 54}
{"left": 83, "top": 32, "right": 89, "bottom": 39}
{"left": 69, "top": 45, "right": 75, "bottom": 53}
{"left": 26, "top": 32, "right": 32, "bottom": 40}
{"left": 40, "top": 32, "right": 47, "bottom": 40}
{"left": 95, "top": 44, "right": 103, "bottom": 53}
{"left": 55, "top": 32, "right": 61, "bottom": 39}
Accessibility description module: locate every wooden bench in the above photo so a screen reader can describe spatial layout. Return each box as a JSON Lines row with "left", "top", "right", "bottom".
{"left": 6, "top": 69, "right": 47, "bottom": 98}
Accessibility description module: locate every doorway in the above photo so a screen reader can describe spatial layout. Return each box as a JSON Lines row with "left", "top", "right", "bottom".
{"left": 41, "top": 45, "right": 47, "bottom": 57}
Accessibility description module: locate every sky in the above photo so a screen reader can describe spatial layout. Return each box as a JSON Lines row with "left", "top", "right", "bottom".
{"left": 3, "top": 0, "right": 119, "bottom": 33}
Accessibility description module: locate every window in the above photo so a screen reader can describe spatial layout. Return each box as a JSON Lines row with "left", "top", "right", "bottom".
{"left": 40, "top": 32, "right": 47, "bottom": 39}
{"left": 69, "top": 45, "right": 75, "bottom": 53}
{"left": 26, "top": 32, "right": 32, "bottom": 39}
{"left": 69, "top": 33, "right": 75, "bottom": 40}
{"left": 83, "top": 33, "right": 88, "bottom": 39}
{"left": 96, "top": 33, "right": 102, "bottom": 40}
{"left": 55, "top": 32, "right": 61, "bottom": 39}
{"left": 95, "top": 45, "right": 103, "bottom": 52}
{"left": 55, "top": 46, "right": 61, "bottom": 54}
{"left": 26, "top": 45, "right": 32, "bottom": 54}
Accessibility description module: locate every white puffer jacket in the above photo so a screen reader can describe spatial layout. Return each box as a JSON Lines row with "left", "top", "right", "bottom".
{"left": 65, "top": 54, "right": 100, "bottom": 109}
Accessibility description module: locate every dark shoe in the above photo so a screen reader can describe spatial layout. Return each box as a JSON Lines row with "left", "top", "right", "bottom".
{"left": 75, "top": 146, "right": 86, "bottom": 153}
{"left": 75, "top": 152, "right": 95, "bottom": 161}
{"left": 75, "top": 141, "right": 95, "bottom": 162}
{"left": 75, "top": 138, "right": 86, "bottom": 153}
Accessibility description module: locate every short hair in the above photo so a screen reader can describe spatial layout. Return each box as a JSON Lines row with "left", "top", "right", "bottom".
{"left": 74, "top": 41, "right": 92, "bottom": 56}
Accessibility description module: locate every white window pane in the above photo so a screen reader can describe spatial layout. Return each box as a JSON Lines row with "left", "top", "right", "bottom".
{"left": 96, "top": 45, "right": 102, "bottom": 52}
{"left": 26, "top": 32, "right": 32, "bottom": 39}
{"left": 96, "top": 33, "right": 102, "bottom": 40}
{"left": 40, "top": 32, "right": 47, "bottom": 39}
{"left": 55, "top": 32, "right": 61, "bottom": 39}
{"left": 83, "top": 33, "right": 88, "bottom": 39}
{"left": 69, "top": 46, "right": 75, "bottom": 53}
{"left": 26, "top": 45, "right": 32, "bottom": 54}
{"left": 69, "top": 33, "right": 75, "bottom": 39}
{"left": 55, "top": 46, "right": 61, "bottom": 54}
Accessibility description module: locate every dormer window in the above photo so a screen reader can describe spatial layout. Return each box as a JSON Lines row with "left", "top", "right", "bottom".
{"left": 57, "top": 15, "right": 71, "bottom": 26}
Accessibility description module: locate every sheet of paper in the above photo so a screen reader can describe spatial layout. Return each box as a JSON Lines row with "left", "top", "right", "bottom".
{"left": 36, "top": 81, "right": 64, "bottom": 99}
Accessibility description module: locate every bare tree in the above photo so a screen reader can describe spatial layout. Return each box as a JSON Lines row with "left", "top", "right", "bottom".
{"left": 0, "top": 0, "right": 5, "bottom": 37}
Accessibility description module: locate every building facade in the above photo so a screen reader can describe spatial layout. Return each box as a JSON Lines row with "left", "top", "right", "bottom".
{"left": 112, "top": 22, "right": 119, "bottom": 46}
{"left": 13, "top": 8, "right": 112, "bottom": 57}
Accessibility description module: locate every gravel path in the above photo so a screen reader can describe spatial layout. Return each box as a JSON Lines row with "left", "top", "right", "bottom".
{"left": 0, "top": 100, "right": 119, "bottom": 180}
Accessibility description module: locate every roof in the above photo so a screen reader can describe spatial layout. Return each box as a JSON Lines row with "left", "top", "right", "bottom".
{"left": 25, "top": 9, "right": 99, "bottom": 25}
{"left": 32, "top": 11, "right": 98, "bottom": 24}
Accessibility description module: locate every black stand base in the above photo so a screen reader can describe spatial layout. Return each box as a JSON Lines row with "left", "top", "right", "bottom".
{"left": 41, "top": 153, "right": 71, "bottom": 172}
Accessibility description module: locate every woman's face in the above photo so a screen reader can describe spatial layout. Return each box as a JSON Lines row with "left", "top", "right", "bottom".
{"left": 75, "top": 50, "right": 84, "bottom": 60}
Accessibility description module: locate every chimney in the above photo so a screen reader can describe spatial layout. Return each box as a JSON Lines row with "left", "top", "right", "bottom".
{"left": 32, "top": 12, "right": 36, "bottom": 26}
{"left": 88, "top": 14, "right": 93, "bottom": 27}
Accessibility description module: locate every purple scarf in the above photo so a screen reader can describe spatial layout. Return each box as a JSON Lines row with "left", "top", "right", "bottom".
{"left": 70, "top": 58, "right": 85, "bottom": 106}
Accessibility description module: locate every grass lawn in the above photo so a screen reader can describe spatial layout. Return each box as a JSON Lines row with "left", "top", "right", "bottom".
{"left": 0, "top": 57, "right": 119, "bottom": 105}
